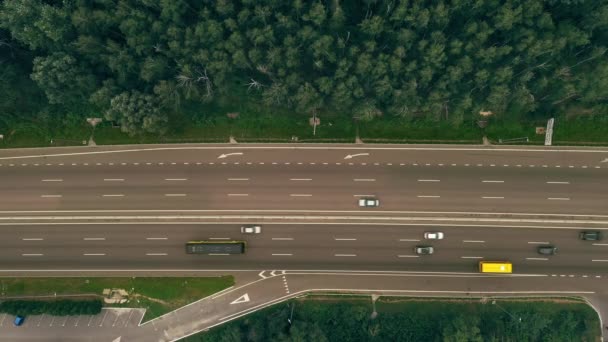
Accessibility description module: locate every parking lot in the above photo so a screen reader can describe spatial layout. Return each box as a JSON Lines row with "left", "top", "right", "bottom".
{"left": 0, "top": 308, "right": 145, "bottom": 340}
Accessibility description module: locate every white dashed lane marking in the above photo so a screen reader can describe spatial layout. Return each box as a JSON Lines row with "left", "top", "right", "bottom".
{"left": 41, "top": 179, "right": 63, "bottom": 182}
{"left": 41, "top": 195, "right": 62, "bottom": 198}
{"left": 418, "top": 179, "right": 440, "bottom": 182}
{"left": 482, "top": 180, "right": 504, "bottom": 183}
{"left": 546, "top": 181, "right": 570, "bottom": 184}
{"left": 548, "top": 197, "right": 570, "bottom": 201}
{"left": 102, "top": 194, "right": 124, "bottom": 197}
{"left": 104, "top": 178, "right": 124, "bottom": 182}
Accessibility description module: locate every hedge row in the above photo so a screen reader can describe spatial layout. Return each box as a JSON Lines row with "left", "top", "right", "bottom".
{"left": 0, "top": 299, "right": 102, "bottom": 316}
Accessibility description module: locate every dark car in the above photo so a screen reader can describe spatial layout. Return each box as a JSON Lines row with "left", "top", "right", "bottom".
{"left": 414, "top": 246, "right": 434, "bottom": 255}
{"left": 579, "top": 231, "right": 602, "bottom": 241}
{"left": 14, "top": 316, "right": 24, "bottom": 326}
{"left": 537, "top": 246, "right": 557, "bottom": 255}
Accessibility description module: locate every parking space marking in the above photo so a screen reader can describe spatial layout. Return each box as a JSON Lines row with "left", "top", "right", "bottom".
{"left": 125, "top": 310, "right": 135, "bottom": 327}
{"left": 99, "top": 310, "right": 109, "bottom": 326}
{"left": 37, "top": 314, "right": 45, "bottom": 327}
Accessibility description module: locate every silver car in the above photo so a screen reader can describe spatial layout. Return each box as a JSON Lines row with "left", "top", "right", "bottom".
{"left": 358, "top": 198, "right": 380, "bottom": 207}
{"left": 241, "top": 225, "right": 262, "bottom": 234}
{"left": 424, "top": 232, "right": 444, "bottom": 240}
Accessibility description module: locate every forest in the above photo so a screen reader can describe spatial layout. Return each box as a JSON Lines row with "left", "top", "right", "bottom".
{"left": 187, "top": 297, "right": 600, "bottom": 342}
{"left": 0, "top": 0, "right": 607, "bottom": 145}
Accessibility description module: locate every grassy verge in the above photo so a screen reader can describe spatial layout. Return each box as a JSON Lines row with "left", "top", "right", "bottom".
{"left": 186, "top": 296, "right": 600, "bottom": 342}
{"left": 3, "top": 98, "right": 608, "bottom": 147}
{"left": 0, "top": 276, "right": 234, "bottom": 322}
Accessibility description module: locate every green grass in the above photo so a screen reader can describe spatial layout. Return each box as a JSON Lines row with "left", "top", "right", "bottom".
{"left": 359, "top": 119, "right": 482, "bottom": 142}
{"left": 0, "top": 276, "right": 234, "bottom": 322}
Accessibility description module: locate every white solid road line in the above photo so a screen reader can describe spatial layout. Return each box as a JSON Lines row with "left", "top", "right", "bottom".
{"left": 290, "top": 194, "right": 312, "bottom": 197}
{"left": 334, "top": 254, "right": 357, "bottom": 257}
{"left": 592, "top": 259, "right": 608, "bottom": 262}
{"left": 165, "top": 178, "right": 187, "bottom": 181}
{"left": 227, "top": 194, "right": 249, "bottom": 197}
{"left": 417, "top": 195, "right": 440, "bottom": 198}
{"left": 209, "top": 237, "right": 230, "bottom": 240}
{"left": 353, "top": 179, "right": 376, "bottom": 182}
{"left": 104, "top": 179, "right": 124, "bottom": 181}
{"left": 40, "top": 195, "right": 62, "bottom": 198}
{"left": 527, "top": 241, "right": 550, "bottom": 244}
{"left": 83, "top": 238, "right": 106, "bottom": 241}
{"left": 526, "top": 258, "right": 548, "bottom": 261}
{"left": 42, "top": 179, "right": 63, "bottom": 182}
{"left": 482, "top": 180, "right": 504, "bottom": 183}
{"left": 22, "top": 238, "right": 44, "bottom": 241}
{"left": 290, "top": 178, "right": 312, "bottom": 181}
{"left": 548, "top": 197, "right": 570, "bottom": 201}
{"left": 334, "top": 238, "right": 357, "bottom": 241}
{"left": 271, "top": 253, "right": 293, "bottom": 256}
{"left": 272, "top": 238, "right": 294, "bottom": 241}
{"left": 546, "top": 181, "right": 570, "bottom": 184}
{"left": 228, "top": 178, "right": 249, "bottom": 181}
{"left": 398, "top": 255, "right": 420, "bottom": 258}
{"left": 83, "top": 253, "right": 106, "bottom": 256}
{"left": 208, "top": 253, "right": 230, "bottom": 256}
{"left": 418, "top": 179, "right": 440, "bottom": 182}
{"left": 482, "top": 196, "right": 504, "bottom": 199}
{"left": 353, "top": 194, "right": 375, "bottom": 197}
{"left": 146, "top": 253, "right": 168, "bottom": 256}
{"left": 22, "top": 253, "right": 43, "bottom": 256}
{"left": 165, "top": 194, "right": 187, "bottom": 197}
{"left": 399, "top": 239, "right": 421, "bottom": 242}
{"left": 461, "top": 256, "right": 483, "bottom": 259}
{"left": 463, "top": 240, "right": 485, "bottom": 243}
{"left": 592, "top": 243, "right": 608, "bottom": 246}
{"left": 146, "top": 237, "right": 168, "bottom": 240}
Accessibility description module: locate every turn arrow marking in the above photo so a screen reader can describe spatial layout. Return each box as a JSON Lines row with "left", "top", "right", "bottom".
{"left": 344, "top": 153, "right": 370, "bottom": 160}
{"left": 218, "top": 152, "right": 244, "bottom": 159}
{"left": 230, "top": 293, "right": 250, "bottom": 305}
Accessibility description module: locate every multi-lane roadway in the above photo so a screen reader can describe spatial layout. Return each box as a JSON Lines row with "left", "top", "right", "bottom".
{"left": 0, "top": 143, "right": 607, "bottom": 341}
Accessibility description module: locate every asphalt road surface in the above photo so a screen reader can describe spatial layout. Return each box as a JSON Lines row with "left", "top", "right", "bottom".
{"left": 0, "top": 144, "right": 607, "bottom": 341}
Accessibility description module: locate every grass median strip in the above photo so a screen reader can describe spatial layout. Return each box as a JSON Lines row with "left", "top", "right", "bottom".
{"left": 0, "top": 276, "right": 234, "bottom": 322}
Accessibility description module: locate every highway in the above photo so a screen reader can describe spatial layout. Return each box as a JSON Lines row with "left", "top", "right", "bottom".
{"left": 0, "top": 144, "right": 607, "bottom": 341}
{"left": 0, "top": 223, "right": 607, "bottom": 276}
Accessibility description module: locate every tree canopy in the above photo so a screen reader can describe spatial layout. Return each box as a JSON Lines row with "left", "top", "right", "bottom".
{"left": 1, "top": 0, "right": 607, "bottom": 135}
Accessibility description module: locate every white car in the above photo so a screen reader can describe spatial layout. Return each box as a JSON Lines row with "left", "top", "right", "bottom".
{"left": 241, "top": 225, "right": 262, "bottom": 234}
{"left": 424, "top": 231, "right": 444, "bottom": 240}
{"left": 358, "top": 198, "right": 380, "bottom": 207}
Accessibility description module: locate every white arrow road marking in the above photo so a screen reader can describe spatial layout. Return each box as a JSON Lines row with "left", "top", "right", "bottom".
{"left": 218, "top": 152, "right": 244, "bottom": 159}
{"left": 344, "top": 153, "right": 370, "bottom": 159}
{"left": 230, "top": 293, "right": 250, "bottom": 305}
